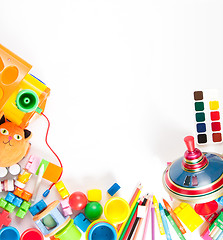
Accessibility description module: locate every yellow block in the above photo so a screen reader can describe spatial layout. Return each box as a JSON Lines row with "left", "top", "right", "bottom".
{"left": 87, "top": 189, "right": 102, "bottom": 202}
{"left": 17, "top": 170, "right": 32, "bottom": 184}
{"left": 55, "top": 181, "right": 70, "bottom": 199}
{"left": 209, "top": 101, "right": 219, "bottom": 110}
{"left": 174, "top": 202, "right": 204, "bottom": 232}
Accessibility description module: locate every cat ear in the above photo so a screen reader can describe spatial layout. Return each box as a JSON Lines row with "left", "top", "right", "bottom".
{"left": 24, "top": 129, "right": 32, "bottom": 139}
{"left": 0, "top": 115, "right": 5, "bottom": 125}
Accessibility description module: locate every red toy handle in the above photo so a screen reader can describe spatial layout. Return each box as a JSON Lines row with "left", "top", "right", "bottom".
{"left": 184, "top": 136, "right": 195, "bottom": 152}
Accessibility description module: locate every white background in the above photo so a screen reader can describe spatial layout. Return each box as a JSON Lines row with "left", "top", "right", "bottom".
{"left": 1, "top": 0, "right": 223, "bottom": 239}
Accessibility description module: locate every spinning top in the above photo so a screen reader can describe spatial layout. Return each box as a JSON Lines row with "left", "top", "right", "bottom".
{"left": 163, "top": 136, "right": 223, "bottom": 203}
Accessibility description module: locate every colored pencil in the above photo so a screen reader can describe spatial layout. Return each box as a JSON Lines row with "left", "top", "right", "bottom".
{"left": 163, "top": 199, "right": 186, "bottom": 234}
{"left": 117, "top": 183, "right": 142, "bottom": 232}
{"left": 153, "top": 195, "right": 165, "bottom": 235}
{"left": 151, "top": 205, "right": 155, "bottom": 240}
{"left": 132, "top": 194, "right": 151, "bottom": 240}
{"left": 142, "top": 194, "right": 153, "bottom": 240}
{"left": 122, "top": 205, "right": 138, "bottom": 240}
{"left": 118, "top": 187, "right": 142, "bottom": 238}
{"left": 127, "top": 196, "right": 148, "bottom": 240}
{"left": 119, "top": 198, "right": 142, "bottom": 240}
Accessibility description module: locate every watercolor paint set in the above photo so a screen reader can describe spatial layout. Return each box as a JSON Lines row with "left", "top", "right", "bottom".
{"left": 193, "top": 90, "right": 222, "bottom": 145}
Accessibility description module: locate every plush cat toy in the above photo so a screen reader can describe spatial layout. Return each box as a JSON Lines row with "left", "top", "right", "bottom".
{"left": 0, "top": 116, "right": 32, "bottom": 167}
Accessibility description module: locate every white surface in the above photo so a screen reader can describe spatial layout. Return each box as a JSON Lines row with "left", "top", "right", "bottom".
{"left": 1, "top": 0, "right": 223, "bottom": 239}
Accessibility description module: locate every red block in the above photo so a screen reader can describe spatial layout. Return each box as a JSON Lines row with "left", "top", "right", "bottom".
{"left": 0, "top": 210, "right": 11, "bottom": 229}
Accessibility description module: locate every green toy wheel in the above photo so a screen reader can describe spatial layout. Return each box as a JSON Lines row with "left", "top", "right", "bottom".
{"left": 16, "top": 89, "right": 39, "bottom": 113}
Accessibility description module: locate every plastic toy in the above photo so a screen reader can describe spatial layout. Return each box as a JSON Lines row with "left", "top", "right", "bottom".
{"left": 87, "top": 189, "right": 102, "bottom": 202}
{"left": 13, "top": 187, "right": 32, "bottom": 201}
{"left": 55, "top": 181, "right": 70, "bottom": 199}
{"left": 5, "top": 192, "right": 23, "bottom": 207}
{"left": 104, "top": 197, "right": 130, "bottom": 224}
{"left": 60, "top": 198, "right": 72, "bottom": 217}
{"left": 0, "top": 226, "right": 20, "bottom": 240}
{"left": 8, "top": 163, "right": 21, "bottom": 176}
{"left": 73, "top": 213, "right": 91, "bottom": 232}
{"left": 2, "top": 73, "right": 50, "bottom": 128}
{"left": 0, "top": 116, "right": 32, "bottom": 167}
{"left": 0, "top": 179, "right": 15, "bottom": 192}
{"left": 20, "top": 228, "right": 44, "bottom": 240}
{"left": 29, "top": 200, "right": 47, "bottom": 216}
{"left": 25, "top": 155, "right": 41, "bottom": 174}
{"left": 54, "top": 219, "right": 82, "bottom": 240}
{"left": 33, "top": 200, "right": 71, "bottom": 238}
{"left": 0, "top": 198, "right": 16, "bottom": 213}
{"left": 16, "top": 201, "right": 31, "bottom": 219}
{"left": 194, "top": 200, "right": 218, "bottom": 216}
{"left": 107, "top": 183, "right": 120, "bottom": 196}
{"left": 174, "top": 202, "right": 204, "bottom": 232}
{"left": 0, "top": 167, "right": 8, "bottom": 178}
{"left": 86, "top": 219, "right": 117, "bottom": 240}
{"left": 69, "top": 192, "right": 88, "bottom": 211}
{"left": 85, "top": 202, "right": 103, "bottom": 221}
{"left": 15, "top": 170, "right": 32, "bottom": 188}
{"left": 0, "top": 210, "right": 11, "bottom": 229}
{"left": 42, "top": 162, "right": 62, "bottom": 183}
{"left": 0, "top": 44, "right": 32, "bottom": 118}
{"left": 27, "top": 158, "right": 63, "bottom": 184}
{"left": 163, "top": 136, "right": 223, "bottom": 203}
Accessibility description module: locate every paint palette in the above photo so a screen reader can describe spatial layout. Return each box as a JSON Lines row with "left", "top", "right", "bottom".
{"left": 193, "top": 90, "right": 222, "bottom": 145}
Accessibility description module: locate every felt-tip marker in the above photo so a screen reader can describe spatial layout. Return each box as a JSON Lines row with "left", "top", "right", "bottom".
{"left": 159, "top": 203, "right": 172, "bottom": 240}
{"left": 164, "top": 209, "right": 186, "bottom": 240}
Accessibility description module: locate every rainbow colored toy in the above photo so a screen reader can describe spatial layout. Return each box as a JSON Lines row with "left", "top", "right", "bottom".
{"left": 163, "top": 136, "right": 223, "bottom": 203}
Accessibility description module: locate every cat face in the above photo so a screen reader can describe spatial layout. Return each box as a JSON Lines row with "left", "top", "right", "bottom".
{"left": 0, "top": 116, "right": 32, "bottom": 167}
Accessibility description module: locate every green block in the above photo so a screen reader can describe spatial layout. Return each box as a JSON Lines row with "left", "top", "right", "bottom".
{"left": 36, "top": 159, "right": 49, "bottom": 175}
{"left": 16, "top": 209, "right": 27, "bottom": 219}
{"left": 20, "top": 201, "right": 31, "bottom": 211}
{"left": 195, "top": 102, "right": 204, "bottom": 111}
{"left": 196, "top": 112, "right": 205, "bottom": 122}
{"left": 0, "top": 198, "right": 7, "bottom": 209}
{"left": 5, "top": 203, "right": 16, "bottom": 213}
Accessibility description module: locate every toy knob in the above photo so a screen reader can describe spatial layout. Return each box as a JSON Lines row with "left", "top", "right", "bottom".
{"left": 184, "top": 136, "right": 195, "bottom": 152}
{"left": 16, "top": 89, "right": 39, "bottom": 113}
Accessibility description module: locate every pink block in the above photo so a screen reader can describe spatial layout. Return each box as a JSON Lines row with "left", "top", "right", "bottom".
{"left": 25, "top": 155, "right": 41, "bottom": 174}
{"left": 62, "top": 207, "right": 73, "bottom": 217}
{"left": 60, "top": 198, "right": 70, "bottom": 208}
{"left": 60, "top": 198, "right": 72, "bottom": 217}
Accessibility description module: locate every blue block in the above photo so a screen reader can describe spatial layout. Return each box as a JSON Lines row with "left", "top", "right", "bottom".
{"left": 107, "top": 183, "right": 121, "bottom": 196}
{"left": 13, "top": 197, "right": 23, "bottom": 208}
{"left": 73, "top": 213, "right": 91, "bottom": 232}
{"left": 5, "top": 192, "right": 15, "bottom": 203}
{"left": 29, "top": 200, "right": 47, "bottom": 216}
{"left": 29, "top": 206, "right": 39, "bottom": 216}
